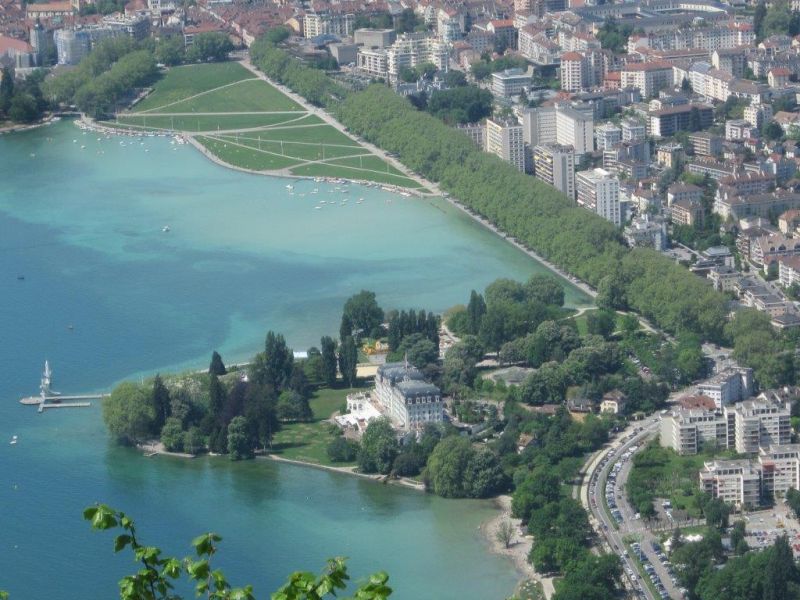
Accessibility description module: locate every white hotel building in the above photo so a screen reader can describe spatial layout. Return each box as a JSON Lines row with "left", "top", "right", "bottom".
{"left": 373, "top": 363, "right": 444, "bottom": 431}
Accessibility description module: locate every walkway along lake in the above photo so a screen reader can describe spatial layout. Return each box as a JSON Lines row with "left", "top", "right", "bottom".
{"left": 0, "top": 120, "right": 591, "bottom": 599}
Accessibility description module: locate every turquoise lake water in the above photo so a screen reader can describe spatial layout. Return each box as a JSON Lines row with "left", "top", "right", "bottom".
{"left": 0, "top": 120, "right": 590, "bottom": 599}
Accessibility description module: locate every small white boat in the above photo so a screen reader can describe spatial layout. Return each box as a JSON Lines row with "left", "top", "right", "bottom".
{"left": 286, "top": 184, "right": 294, "bottom": 190}
{"left": 10, "top": 435, "right": 18, "bottom": 445}
{"left": 162, "top": 225, "right": 170, "bottom": 233}
{"left": 314, "top": 206, "right": 321, "bottom": 210}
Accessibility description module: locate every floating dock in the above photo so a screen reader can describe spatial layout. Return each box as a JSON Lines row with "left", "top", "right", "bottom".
{"left": 19, "top": 361, "right": 107, "bottom": 413}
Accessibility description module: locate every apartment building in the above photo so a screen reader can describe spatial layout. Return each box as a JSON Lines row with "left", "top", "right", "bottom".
{"left": 356, "top": 47, "right": 388, "bottom": 77}
{"left": 522, "top": 105, "right": 593, "bottom": 155}
{"left": 560, "top": 51, "right": 587, "bottom": 92}
{"left": 667, "top": 183, "right": 703, "bottom": 207}
{"left": 556, "top": 105, "right": 593, "bottom": 155}
{"left": 699, "top": 459, "right": 762, "bottom": 507}
{"left": 533, "top": 143, "right": 575, "bottom": 198}
{"left": 621, "top": 118, "right": 646, "bottom": 142}
{"left": 576, "top": 168, "right": 621, "bottom": 226}
{"left": 620, "top": 61, "right": 674, "bottom": 98}
{"left": 697, "top": 367, "right": 754, "bottom": 409}
{"left": 760, "top": 444, "right": 800, "bottom": 498}
{"left": 595, "top": 123, "right": 622, "bottom": 150}
{"left": 649, "top": 103, "right": 714, "bottom": 137}
{"left": 303, "top": 11, "right": 354, "bottom": 38}
{"left": 486, "top": 117, "right": 525, "bottom": 172}
{"left": 661, "top": 408, "right": 728, "bottom": 455}
{"left": 688, "top": 132, "right": 723, "bottom": 157}
{"left": 386, "top": 34, "right": 449, "bottom": 82}
{"left": 457, "top": 122, "right": 486, "bottom": 149}
{"left": 729, "top": 398, "right": 792, "bottom": 454}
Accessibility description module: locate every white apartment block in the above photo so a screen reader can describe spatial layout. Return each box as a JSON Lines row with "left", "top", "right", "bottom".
{"left": 374, "top": 363, "right": 444, "bottom": 431}
{"left": 303, "top": 12, "right": 354, "bottom": 38}
{"left": 556, "top": 106, "right": 593, "bottom": 155}
{"left": 699, "top": 459, "right": 762, "bottom": 507}
{"left": 621, "top": 118, "right": 646, "bottom": 142}
{"left": 661, "top": 408, "right": 728, "bottom": 455}
{"left": 620, "top": 62, "right": 674, "bottom": 98}
{"left": 760, "top": 444, "right": 800, "bottom": 498}
{"left": 576, "top": 168, "right": 621, "bottom": 226}
{"left": 386, "top": 34, "right": 449, "bottom": 82}
{"left": 486, "top": 117, "right": 525, "bottom": 172}
{"left": 744, "top": 103, "right": 773, "bottom": 130}
{"left": 356, "top": 48, "right": 388, "bottom": 78}
{"left": 697, "top": 366, "right": 754, "bottom": 409}
{"left": 522, "top": 106, "right": 556, "bottom": 146}
{"left": 595, "top": 123, "right": 622, "bottom": 150}
{"left": 533, "top": 143, "right": 575, "bottom": 198}
{"left": 560, "top": 51, "right": 587, "bottom": 92}
{"left": 729, "top": 398, "right": 791, "bottom": 454}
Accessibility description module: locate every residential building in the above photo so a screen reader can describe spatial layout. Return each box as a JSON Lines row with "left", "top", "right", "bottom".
{"left": 729, "top": 398, "right": 791, "bottom": 454}
{"left": 778, "top": 209, "right": 800, "bottom": 235}
{"left": 707, "top": 265, "right": 741, "bottom": 292}
{"left": 560, "top": 51, "right": 587, "bottom": 92}
{"left": 779, "top": 256, "right": 800, "bottom": 288}
{"left": 697, "top": 367, "right": 754, "bottom": 409}
{"left": 621, "top": 118, "right": 646, "bottom": 142}
{"left": 699, "top": 459, "right": 762, "bottom": 507}
{"left": 759, "top": 444, "right": 800, "bottom": 498}
{"left": 555, "top": 105, "right": 593, "bottom": 155}
{"left": 533, "top": 143, "right": 575, "bottom": 198}
{"left": 600, "top": 390, "right": 627, "bottom": 414}
{"left": 595, "top": 123, "right": 622, "bottom": 150}
{"left": 670, "top": 199, "right": 705, "bottom": 226}
{"left": 688, "top": 132, "right": 723, "bottom": 157}
{"left": 649, "top": 103, "right": 714, "bottom": 137}
{"left": 656, "top": 143, "right": 684, "bottom": 168}
{"left": 624, "top": 214, "right": 668, "bottom": 250}
{"left": 749, "top": 233, "right": 800, "bottom": 267}
{"left": 620, "top": 61, "right": 674, "bottom": 98}
{"left": 661, "top": 408, "right": 728, "bottom": 455}
{"left": 457, "top": 122, "right": 486, "bottom": 149}
{"left": 726, "top": 118, "right": 753, "bottom": 140}
{"left": 304, "top": 11, "right": 354, "bottom": 38}
{"left": 386, "top": 34, "right": 449, "bottom": 82}
{"left": 356, "top": 48, "right": 388, "bottom": 78}
{"left": 486, "top": 117, "right": 525, "bottom": 172}
{"left": 715, "top": 191, "right": 800, "bottom": 221}
{"left": 667, "top": 182, "right": 703, "bottom": 207}
{"left": 576, "top": 168, "right": 621, "bottom": 226}
{"left": 374, "top": 362, "right": 443, "bottom": 431}
{"left": 492, "top": 67, "right": 532, "bottom": 97}
{"left": 744, "top": 103, "right": 773, "bottom": 130}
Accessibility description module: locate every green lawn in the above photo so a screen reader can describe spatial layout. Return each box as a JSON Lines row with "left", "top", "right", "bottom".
{"left": 213, "top": 134, "right": 370, "bottom": 161}
{"left": 326, "top": 155, "right": 408, "bottom": 176}
{"left": 627, "top": 441, "right": 740, "bottom": 518}
{"left": 197, "top": 136, "right": 301, "bottom": 171}
{"left": 152, "top": 78, "right": 303, "bottom": 113}
{"left": 244, "top": 123, "right": 361, "bottom": 146}
{"left": 270, "top": 386, "right": 361, "bottom": 465}
{"left": 133, "top": 62, "right": 253, "bottom": 112}
{"left": 116, "top": 113, "right": 300, "bottom": 132}
{"left": 290, "top": 163, "right": 423, "bottom": 189}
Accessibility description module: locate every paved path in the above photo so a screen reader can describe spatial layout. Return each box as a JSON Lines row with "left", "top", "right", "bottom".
{"left": 135, "top": 77, "right": 260, "bottom": 113}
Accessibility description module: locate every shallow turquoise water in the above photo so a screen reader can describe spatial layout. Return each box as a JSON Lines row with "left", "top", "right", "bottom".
{"left": 0, "top": 121, "right": 587, "bottom": 599}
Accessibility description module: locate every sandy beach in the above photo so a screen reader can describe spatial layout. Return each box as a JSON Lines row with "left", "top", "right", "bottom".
{"left": 481, "top": 495, "right": 555, "bottom": 599}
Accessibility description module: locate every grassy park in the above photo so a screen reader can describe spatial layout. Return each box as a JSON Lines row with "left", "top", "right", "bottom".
{"left": 113, "top": 61, "right": 422, "bottom": 189}
{"left": 270, "top": 385, "right": 361, "bottom": 466}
